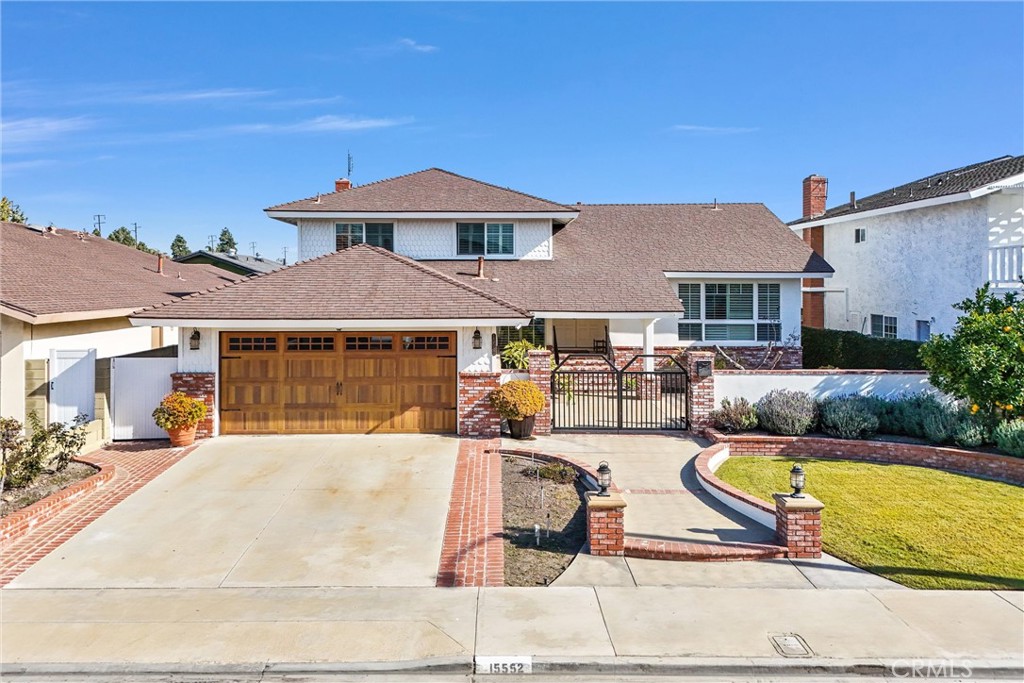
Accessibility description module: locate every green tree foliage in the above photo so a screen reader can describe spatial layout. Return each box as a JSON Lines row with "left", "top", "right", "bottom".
{"left": 91, "top": 227, "right": 102, "bottom": 237}
{"left": 170, "top": 234, "right": 190, "bottom": 258}
{"left": 0, "top": 196, "right": 28, "bottom": 223}
{"left": 216, "top": 227, "right": 238, "bottom": 253}
{"left": 921, "top": 284, "right": 1024, "bottom": 421}
{"left": 107, "top": 226, "right": 137, "bottom": 247}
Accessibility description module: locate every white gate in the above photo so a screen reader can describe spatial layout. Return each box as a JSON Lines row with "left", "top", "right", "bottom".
{"left": 49, "top": 349, "right": 96, "bottom": 424}
{"left": 111, "top": 357, "right": 176, "bottom": 440}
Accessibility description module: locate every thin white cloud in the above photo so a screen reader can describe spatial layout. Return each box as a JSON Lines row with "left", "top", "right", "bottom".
{"left": 225, "top": 115, "right": 412, "bottom": 135}
{"left": 671, "top": 124, "right": 759, "bottom": 134}
{"left": 1, "top": 116, "right": 96, "bottom": 149}
{"left": 1, "top": 159, "right": 61, "bottom": 174}
{"left": 397, "top": 38, "right": 438, "bottom": 53}
{"left": 355, "top": 38, "right": 439, "bottom": 58}
{"left": 117, "top": 87, "right": 275, "bottom": 104}
{"left": 263, "top": 95, "right": 346, "bottom": 109}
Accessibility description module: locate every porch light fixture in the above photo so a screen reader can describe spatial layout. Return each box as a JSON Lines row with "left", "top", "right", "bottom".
{"left": 189, "top": 328, "right": 201, "bottom": 351}
{"left": 695, "top": 359, "right": 713, "bottom": 378}
{"left": 472, "top": 328, "right": 483, "bottom": 350}
{"left": 789, "top": 464, "right": 806, "bottom": 498}
{"left": 597, "top": 461, "right": 612, "bottom": 497}
{"left": 491, "top": 332, "right": 498, "bottom": 356}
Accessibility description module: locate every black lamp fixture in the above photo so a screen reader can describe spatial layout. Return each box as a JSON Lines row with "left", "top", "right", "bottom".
{"left": 189, "top": 328, "right": 201, "bottom": 351}
{"left": 789, "top": 464, "right": 806, "bottom": 498}
{"left": 491, "top": 332, "right": 498, "bottom": 356}
{"left": 597, "top": 461, "right": 612, "bottom": 497}
{"left": 472, "top": 328, "right": 483, "bottom": 350}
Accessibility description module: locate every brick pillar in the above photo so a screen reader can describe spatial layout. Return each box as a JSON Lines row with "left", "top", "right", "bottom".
{"left": 170, "top": 372, "right": 215, "bottom": 439}
{"left": 526, "top": 349, "right": 552, "bottom": 436}
{"left": 684, "top": 350, "right": 716, "bottom": 429}
{"left": 585, "top": 491, "right": 626, "bottom": 556}
{"left": 773, "top": 493, "right": 825, "bottom": 559}
{"left": 458, "top": 371, "right": 502, "bottom": 437}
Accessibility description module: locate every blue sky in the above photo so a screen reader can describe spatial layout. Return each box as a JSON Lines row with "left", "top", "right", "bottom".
{"left": 3, "top": 1, "right": 1022, "bottom": 261}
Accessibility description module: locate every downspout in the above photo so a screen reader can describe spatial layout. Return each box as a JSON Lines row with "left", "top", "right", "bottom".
{"left": 801, "top": 287, "right": 849, "bottom": 323}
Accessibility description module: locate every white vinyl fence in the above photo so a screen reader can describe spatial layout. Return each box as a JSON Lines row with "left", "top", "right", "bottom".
{"left": 714, "top": 370, "right": 940, "bottom": 407}
{"left": 111, "top": 357, "right": 176, "bottom": 440}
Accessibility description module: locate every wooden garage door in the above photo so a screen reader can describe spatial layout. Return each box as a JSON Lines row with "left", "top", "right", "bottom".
{"left": 219, "top": 332, "right": 457, "bottom": 434}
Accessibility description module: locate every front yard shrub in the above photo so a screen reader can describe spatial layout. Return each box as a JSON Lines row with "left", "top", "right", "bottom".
{"left": 819, "top": 396, "right": 879, "bottom": 440}
{"left": 993, "top": 420, "right": 1024, "bottom": 458}
{"left": 538, "top": 462, "right": 576, "bottom": 483}
{"left": 756, "top": 389, "right": 817, "bottom": 436}
{"left": 876, "top": 393, "right": 946, "bottom": 438}
{"left": 489, "top": 380, "right": 546, "bottom": 421}
{"left": 709, "top": 397, "right": 758, "bottom": 433}
{"left": 152, "top": 391, "right": 208, "bottom": 430}
{"left": 0, "top": 413, "right": 88, "bottom": 491}
{"left": 921, "top": 285, "right": 1024, "bottom": 424}
{"left": 801, "top": 326, "right": 925, "bottom": 370}
{"left": 501, "top": 340, "right": 539, "bottom": 370}
{"left": 952, "top": 418, "right": 989, "bottom": 449}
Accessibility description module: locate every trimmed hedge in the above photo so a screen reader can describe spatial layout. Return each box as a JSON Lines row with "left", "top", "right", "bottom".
{"left": 802, "top": 326, "right": 925, "bottom": 370}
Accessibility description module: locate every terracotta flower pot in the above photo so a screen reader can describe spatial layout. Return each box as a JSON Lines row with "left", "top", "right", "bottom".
{"left": 507, "top": 415, "right": 537, "bottom": 440}
{"left": 166, "top": 424, "right": 198, "bottom": 447}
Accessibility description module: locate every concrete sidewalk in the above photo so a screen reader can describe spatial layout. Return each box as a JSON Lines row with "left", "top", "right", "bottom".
{"left": 2, "top": 586, "right": 1021, "bottom": 678}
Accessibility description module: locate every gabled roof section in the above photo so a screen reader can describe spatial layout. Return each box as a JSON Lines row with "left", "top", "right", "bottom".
{"left": 174, "top": 250, "right": 285, "bottom": 274}
{"left": 265, "top": 168, "right": 575, "bottom": 215}
{"left": 790, "top": 154, "right": 1024, "bottom": 226}
{"left": 132, "top": 243, "right": 531, "bottom": 321}
{"left": 0, "top": 222, "right": 238, "bottom": 321}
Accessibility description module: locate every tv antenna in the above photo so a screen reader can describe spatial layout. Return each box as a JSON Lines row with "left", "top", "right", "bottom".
{"left": 249, "top": 241, "right": 258, "bottom": 257}
{"left": 92, "top": 214, "right": 106, "bottom": 233}
{"left": 347, "top": 150, "right": 354, "bottom": 179}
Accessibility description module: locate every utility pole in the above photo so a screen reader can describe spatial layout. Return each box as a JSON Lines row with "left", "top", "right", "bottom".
{"left": 93, "top": 214, "right": 105, "bottom": 234}
{"left": 131, "top": 222, "right": 140, "bottom": 244}
{"left": 249, "top": 241, "right": 258, "bottom": 257}
{"left": 208, "top": 234, "right": 216, "bottom": 250}
{"left": 282, "top": 246, "right": 288, "bottom": 265}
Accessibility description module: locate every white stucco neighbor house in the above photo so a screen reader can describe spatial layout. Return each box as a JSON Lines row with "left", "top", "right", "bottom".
{"left": 130, "top": 168, "right": 832, "bottom": 438}
{"left": 0, "top": 221, "right": 236, "bottom": 447}
{"left": 791, "top": 155, "right": 1024, "bottom": 340}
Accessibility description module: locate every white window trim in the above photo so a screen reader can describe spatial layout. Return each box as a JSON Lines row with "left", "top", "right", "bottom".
{"left": 455, "top": 221, "right": 517, "bottom": 258}
{"left": 336, "top": 222, "right": 394, "bottom": 250}
{"left": 870, "top": 313, "right": 899, "bottom": 339}
{"left": 676, "top": 281, "right": 782, "bottom": 344}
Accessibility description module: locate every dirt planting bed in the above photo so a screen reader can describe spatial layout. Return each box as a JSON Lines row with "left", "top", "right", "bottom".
{"left": 1, "top": 462, "right": 97, "bottom": 517}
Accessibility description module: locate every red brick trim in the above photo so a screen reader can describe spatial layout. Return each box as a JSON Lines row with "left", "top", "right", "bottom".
{"left": 457, "top": 372, "right": 502, "bottom": 438}
{"left": 624, "top": 537, "right": 785, "bottom": 562}
{"left": 715, "top": 369, "right": 930, "bottom": 376}
{"left": 499, "top": 447, "right": 621, "bottom": 493}
{"left": 436, "top": 439, "right": 504, "bottom": 587}
{"left": 694, "top": 443, "right": 775, "bottom": 516}
{"left": 170, "top": 372, "right": 216, "bottom": 439}
{"left": 705, "top": 428, "right": 1024, "bottom": 486}
{"left": 0, "top": 460, "right": 112, "bottom": 544}
{"left": 0, "top": 441, "right": 199, "bottom": 587}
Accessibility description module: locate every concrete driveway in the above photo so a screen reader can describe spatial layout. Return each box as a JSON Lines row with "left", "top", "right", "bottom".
{"left": 7, "top": 435, "right": 458, "bottom": 589}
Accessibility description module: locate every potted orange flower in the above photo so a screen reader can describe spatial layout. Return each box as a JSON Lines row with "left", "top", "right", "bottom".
{"left": 152, "top": 391, "right": 208, "bottom": 447}
{"left": 489, "top": 380, "right": 546, "bottom": 439}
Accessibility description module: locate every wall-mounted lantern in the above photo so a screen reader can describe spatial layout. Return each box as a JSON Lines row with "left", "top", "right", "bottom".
{"left": 695, "top": 359, "right": 713, "bottom": 378}
{"left": 790, "top": 464, "right": 806, "bottom": 498}
{"left": 189, "top": 328, "right": 201, "bottom": 351}
{"left": 491, "top": 332, "right": 498, "bottom": 356}
{"left": 472, "top": 328, "right": 483, "bottom": 350}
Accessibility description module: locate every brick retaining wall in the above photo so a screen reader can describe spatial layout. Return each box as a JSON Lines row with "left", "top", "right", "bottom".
{"left": 0, "top": 460, "right": 111, "bottom": 544}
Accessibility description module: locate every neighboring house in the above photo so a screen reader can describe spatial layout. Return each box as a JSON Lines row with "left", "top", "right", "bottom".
{"left": 790, "top": 155, "right": 1024, "bottom": 340}
{"left": 174, "top": 249, "right": 285, "bottom": 277}
{"left": 0, "top": 222, "right": 237, "bottom": 446}
{"left": 131, "top": 168, "right": 830, "bottom": 438}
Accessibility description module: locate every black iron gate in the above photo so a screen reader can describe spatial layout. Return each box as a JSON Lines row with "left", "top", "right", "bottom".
{"left": 551, "top": 354, "right": 688, "bottom": 431}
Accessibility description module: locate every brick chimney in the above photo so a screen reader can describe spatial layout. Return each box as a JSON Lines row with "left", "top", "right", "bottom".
{"left": 335, "top": 178, "right": 352, "bottom": 192}
{"left": 802, "top": 174, "right": 828, "bottom": 218}
{"left": 800, "top": 174, "right": 828, "bottom": 330}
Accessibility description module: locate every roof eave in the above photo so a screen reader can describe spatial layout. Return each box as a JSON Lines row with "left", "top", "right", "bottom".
{"left": 264, "top": 210, "right": 580, "bottom": 221}
{"left": 129, "top": 316, "right": 531, "bottom": 329}
{"left": 663, "top": 271, "right": 833, "bottom": 279}
{"left": 1, "top": 304, "right": 139, "bottom": 325}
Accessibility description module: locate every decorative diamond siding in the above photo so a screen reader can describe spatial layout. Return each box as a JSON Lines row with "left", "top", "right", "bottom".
{"left": 516, "top": 219, "right": 552, "bottom": 259}
{"left": 297, "top": 220, "right": 334, "bottom": 261}
{"left": 396, "top": 219, "right": 453, "bottom": 259}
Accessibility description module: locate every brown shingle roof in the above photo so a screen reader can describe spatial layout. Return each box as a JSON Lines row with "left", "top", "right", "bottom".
{"left": 0, "top": 222, "right": 239, "bottom": 319}
{"left": 265, "top": 168, "right": 574, "bottom": 215}
{"left": 425, "top": 203, "right": 832, "bottom": 313}
{"left": 790, "top": 154, "right": 1024, "bottom": 226}
{"left": 133, "top": 244, "right": 531, "bottom": 321}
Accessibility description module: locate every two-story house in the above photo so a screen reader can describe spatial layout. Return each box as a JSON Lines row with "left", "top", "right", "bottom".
{"left": 131, "top": 168, "right": 831, "bottom": 437}
{"left": 791, "top": 155, "right": 1024, "bottom": 340}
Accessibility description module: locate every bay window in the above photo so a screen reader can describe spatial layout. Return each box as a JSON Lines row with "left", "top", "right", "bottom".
{"left": 677, "top": 282, "right": 782, "bottom": 342}
{"left": 457, "top": 222, "right": 514, "bottom": 255}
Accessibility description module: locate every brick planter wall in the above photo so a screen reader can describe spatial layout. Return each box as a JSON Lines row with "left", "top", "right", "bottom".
{"left": 0, "top": 461, "right": 111, "bottom": 544}
{"left": 170, "top": 372, "right": 216, "bottom": 439}
{"left": 707, "top": 429, "right": 1024, "bottom": 485}
{"left": 458, "top": 371, "right": 502, "bottom": 438}
{"left": 526, "top": 350, "right": 553, "bottom": 436}
{"left": 585, "top": 491, "right": 626, "bottom": 556}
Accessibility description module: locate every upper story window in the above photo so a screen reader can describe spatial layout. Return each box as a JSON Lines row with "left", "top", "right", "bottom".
{"left": 457, "top": 222, "right": 514, "bottom": 256}
{"left": 336, "top": 223, "right": 394, "bottom": 251}
{"left": 677, "top": 282, "right": 781, "bottom": 343}
{"left": 871, "top": 314, "right": 898, "bottom": 339}
{"left": 855, "top": 227, "right": 867, "bottom": 243}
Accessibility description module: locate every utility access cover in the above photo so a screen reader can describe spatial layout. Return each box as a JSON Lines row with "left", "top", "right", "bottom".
{"left": 769, "top": 633, "right": 812, "bottom": 657}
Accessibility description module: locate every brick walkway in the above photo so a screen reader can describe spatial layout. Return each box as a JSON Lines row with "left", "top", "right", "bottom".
{"left": 0, "top": 441, "right": 197, "bottom": 587}
{"left": 435, "top": 438, "right": 504, "bottom": 587}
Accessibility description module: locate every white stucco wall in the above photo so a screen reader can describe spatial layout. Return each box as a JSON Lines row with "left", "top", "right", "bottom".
{"left": 820, "top": 193, "right": 1024, "bottom": 338}
{"left": 605, "top": 278, "right": 802, "bottom": 348}
{"left": 1, "top": 314, "right": 27, "bottom": 423}
{"left": 714, "top": 371, "right": 939, "bottom": 406}
{"left": 296, "top": 218, "right": 553, "bottom": 261}
{"left": 21, "top": 318, "right": 160, "bottom": 360}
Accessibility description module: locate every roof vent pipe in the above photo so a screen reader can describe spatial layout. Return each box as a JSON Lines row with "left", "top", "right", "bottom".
{"left": 850, "top": 191, "right": 857, "bottom": 208}
{"left": 157, "top": 254, "right": 164, "bottom": 275}
{"left": 476, "top": 256, "right": 485, "bottom": 279}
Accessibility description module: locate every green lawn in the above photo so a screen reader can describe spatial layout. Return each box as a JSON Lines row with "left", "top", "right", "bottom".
{"left": 715, "top": 457, "right": 1024, "bottom": 590}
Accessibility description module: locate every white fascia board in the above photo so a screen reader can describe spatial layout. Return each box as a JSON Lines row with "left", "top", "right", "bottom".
{"left": 790, "top": 190, "right": 976, "bottom": 230}
{"left": 968, "top": 172, "right": 1024, "bottom": 197}
{"left": 265, "top": 210, "right": 579, "bottom": 221}
{"left": 533, "top": 311, "right": 681, "bottom": 319}
{"left": 663, "top": 271, "right": 832, "bottom": 279}
{"left": 1, "top": 305, "right": 137, "bottom": 325}
{"left": 129, "top": 317, "right": 530, "bottom": 329}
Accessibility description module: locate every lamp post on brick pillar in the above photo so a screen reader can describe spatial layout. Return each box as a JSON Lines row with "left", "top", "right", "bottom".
{"left": 772, "top": 493, "right": 825, "bottom": 558}
{"left": 585, "top": 490, "right": 626, "bottom": 556}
